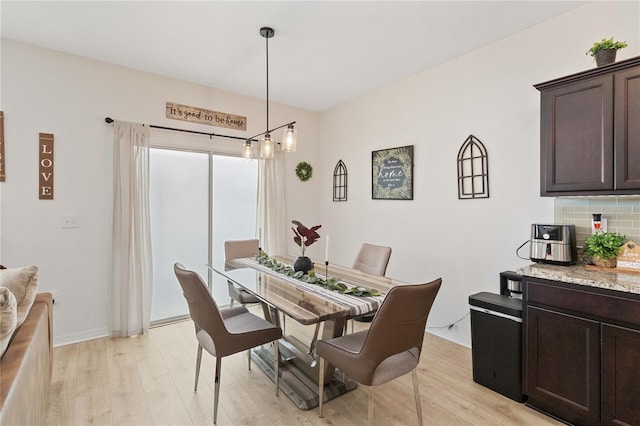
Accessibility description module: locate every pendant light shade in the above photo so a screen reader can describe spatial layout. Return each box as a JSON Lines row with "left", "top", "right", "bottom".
{"left": 260, "top": 134, "right": 274, "bottom": 159}
{"left": 242, "top": 140, "right": 254, "bottom": 159}
{"left": 282, "top": 124, "right": 297, "bottom": 152}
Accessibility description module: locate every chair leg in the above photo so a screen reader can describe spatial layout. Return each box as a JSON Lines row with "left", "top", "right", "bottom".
{"left": 318, "top": 357, "right": 325, "bottom": 418}
{"left": 247, "top": 349, "right": 252, "bottom": 371}
{"left": 412, "top": 369, "right": 423, "bottom": 426}
{"left": 194, "top": 344, "right": 203, "bottom": 391}
{"left": 368, "top": 386, "right": 375, "bottom": 425}
{"left": 282, "top": 313, "right": 286, "bottom": 335}
{"left": 273, "top": 340, "right": 280, "bottom": 397}
{"left": 213, "top": 356, "right": 222, "bottom": 425}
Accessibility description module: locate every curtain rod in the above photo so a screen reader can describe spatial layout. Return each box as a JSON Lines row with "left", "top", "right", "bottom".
{"left": 104, "top": 117, "right": 295, "bottom": 143}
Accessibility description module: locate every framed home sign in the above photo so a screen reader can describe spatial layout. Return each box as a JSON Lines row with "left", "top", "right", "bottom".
{"left": 372, "top": 145, "right": 413, "bottom": 200}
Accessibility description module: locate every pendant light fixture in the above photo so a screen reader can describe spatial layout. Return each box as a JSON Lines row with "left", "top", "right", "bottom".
{"left": 242, "top": 140, "right": 254, "bottom": 159}
{"left": 243, "top": 26, "right": 297, "bottom": 159}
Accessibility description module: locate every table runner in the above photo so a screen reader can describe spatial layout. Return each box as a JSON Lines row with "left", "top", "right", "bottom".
{"left": 236, "top": 257, "right": 386, "bottom": 317}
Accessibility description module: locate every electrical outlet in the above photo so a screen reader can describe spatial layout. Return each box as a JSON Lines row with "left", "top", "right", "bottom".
{"left": 591, "top": 218, "right": 608, "bottom": 234}
{"left": 61, "top": 215, "right": 80, "bottom": 229}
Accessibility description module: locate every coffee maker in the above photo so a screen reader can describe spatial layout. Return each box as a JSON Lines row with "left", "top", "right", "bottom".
{"left": 500, "top": 270, "right": 523, "bottom": 299}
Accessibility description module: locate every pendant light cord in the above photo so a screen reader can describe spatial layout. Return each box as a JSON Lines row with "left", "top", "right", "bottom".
{"left": 265, "top": 31, "right": 270, "bottom": 135}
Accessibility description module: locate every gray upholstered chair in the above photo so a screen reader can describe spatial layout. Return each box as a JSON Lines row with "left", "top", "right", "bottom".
{"left": 224, "top": 239, "right": 261, "bottom": 307}
{"left": 317, "top": 278, "right": 442, "bottom": 426}
{"left": 352, "top": 243, "right": 392, "bottom": 276}
{"left": 174, "top": 263, "right": 282, "bottom": 425}
{"left": 350, "top": 243, "right": 392, "bottom": 330}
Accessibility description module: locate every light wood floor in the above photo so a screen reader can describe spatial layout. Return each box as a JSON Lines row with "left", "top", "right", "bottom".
{"left": 45, "top": 314, "right": 562, "bottom": 426}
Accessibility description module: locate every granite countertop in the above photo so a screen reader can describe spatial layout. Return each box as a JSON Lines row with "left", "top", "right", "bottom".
{"left": 518, "top": 263, "right": 640, "bottom": 295}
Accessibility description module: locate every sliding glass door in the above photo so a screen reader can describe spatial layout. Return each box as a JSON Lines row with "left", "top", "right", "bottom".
{"left": 149, "top": 148, "right": 257, "bottom": 323}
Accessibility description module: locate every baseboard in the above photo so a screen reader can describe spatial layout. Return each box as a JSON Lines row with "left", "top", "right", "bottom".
{"left": 427, "top": 329, "right": 471, "bottom": 348}
{"left": 53, "top": 327, "right": 109, "bottom": 347}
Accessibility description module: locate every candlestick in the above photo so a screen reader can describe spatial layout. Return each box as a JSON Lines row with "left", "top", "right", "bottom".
{"left": 325, "top": 235, "right": 330, "bottom": 262}
{"left": 325, "top": 260, "right": 329, "bottom": 282}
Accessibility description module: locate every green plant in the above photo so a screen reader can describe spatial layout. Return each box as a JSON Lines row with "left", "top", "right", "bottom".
{"left": 586, "top": 37, "right": 628, "bottom": 57}
{"left": 254, "top": 251, "right": 380, "bottom": 297}
{"left": 291, "top": 220, "right": 321, "bottom": 256}
{"left": 584, "top": 232, "right": 626, "bottom": 260}
{"left": 295, "top": 161, "right": 313, "bottom": 181}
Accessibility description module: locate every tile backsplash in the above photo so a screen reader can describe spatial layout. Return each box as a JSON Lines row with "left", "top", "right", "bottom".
{"left": 554, "top": 197, "right": 640, "bottom": 248}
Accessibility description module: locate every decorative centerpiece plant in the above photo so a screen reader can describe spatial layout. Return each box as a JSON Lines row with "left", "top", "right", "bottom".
{"left": 255, "top": 222, "right": 380, "bottom": 296}
{"left": 291, "top": 220, "right": 321, "bottom": 273}
{"left": 584, "top": 231, "right": 626, "bottom": 268}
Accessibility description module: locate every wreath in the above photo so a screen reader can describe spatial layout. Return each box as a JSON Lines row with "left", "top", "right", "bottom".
{"left": 295, "top": 161, "right": 313, "bottom": 181}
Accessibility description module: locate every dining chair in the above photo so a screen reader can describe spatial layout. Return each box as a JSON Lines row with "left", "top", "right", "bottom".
{"left": 317, "top": 277, "right": 442, "bottom": 426}
{"left": 224, "top": 239, "right": 261, "bottom": 308}
{"left": 352, "top": 243, "right": 392, "bottom": 276}
{"left": 350, "top": 243, "right": 392, "bottom": 331}
{"left": 174, "top": 263, "right": 282, "bottom": 425}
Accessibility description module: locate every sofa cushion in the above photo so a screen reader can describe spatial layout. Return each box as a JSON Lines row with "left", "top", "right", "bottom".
{"left": 0, "top": 287, "right": 17, "bottom": 357}
{"left": 0, "top": 266, "right": 39, "bottom": 328}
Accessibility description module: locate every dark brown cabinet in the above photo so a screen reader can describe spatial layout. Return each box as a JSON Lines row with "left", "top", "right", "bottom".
{"left": 535, "top": 56, "right": 640, "bottom": 196}
{"left": 525, "top": 306, "right": 600, "bottom": 425}
{"left": 601, "top": 324, "right": 640, "bottom": 426}
{"left": 523, "top": 276, "right": 640, "bottom": 425}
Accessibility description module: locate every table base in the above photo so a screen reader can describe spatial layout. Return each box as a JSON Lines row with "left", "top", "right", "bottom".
{"left": 251, "top": 347, "right": 358, "bottom": 410}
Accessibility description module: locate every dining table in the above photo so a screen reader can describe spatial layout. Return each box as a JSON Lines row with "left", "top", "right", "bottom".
{"left": 207, "top": 255, "right": 405, "bottom": 410}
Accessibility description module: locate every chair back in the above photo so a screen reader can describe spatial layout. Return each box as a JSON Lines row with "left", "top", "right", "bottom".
{"left": 362, "top": 278, "right": 441, "bottom": 366}
{"left": 225, "top": 239, "right": 259, "bottom": 260}
{"left": 352, "top": 243, "right": 392, "bottom": 276}
{"left": 174, "top": 263, "right": 234, "bottom": 355}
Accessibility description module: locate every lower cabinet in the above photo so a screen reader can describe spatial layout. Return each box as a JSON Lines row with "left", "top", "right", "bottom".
{"left": 601, "top": 324, "right": 640, "bottom": 426}
{"left": 525, "top": 306, "right": 600, "bottom": 425}
{"left": 523, "top": 277, "right": 640, "bottom": 426}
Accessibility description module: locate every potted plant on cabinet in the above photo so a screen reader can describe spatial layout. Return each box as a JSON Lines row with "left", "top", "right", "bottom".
{"left": 586, "top": 37, "right": 628, "bottom": 67}
{"left": 584, "top": 231, "right": 626, "bottom": 268}
{"left": 291, "top": 220, "right": 321, "bottom": 273}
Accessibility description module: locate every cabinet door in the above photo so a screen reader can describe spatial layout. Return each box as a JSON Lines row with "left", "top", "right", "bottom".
{"left": 525, "top": 306, "right": 600, "bottom": 425}
{"left": 614, "top": 67, "right": 640, "bottom": 189}
{"left": 540, "top": 76, "right": 614, "bottom": 194}
{"left": 602, "top": 324, "right": 640, "bottom": 426}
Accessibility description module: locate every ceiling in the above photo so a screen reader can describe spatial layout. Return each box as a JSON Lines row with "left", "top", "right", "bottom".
{"left": 1, "top": 1, "right": 587, "bottom": 112}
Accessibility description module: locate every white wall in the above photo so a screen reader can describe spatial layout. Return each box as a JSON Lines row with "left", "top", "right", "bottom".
{"left": 1, "top": 1, "right": 638, "bottom": 348}
{"left": 317, "top": 1, "right": 640, "bottom": 346}
{"left": 0, "top": 40, "right": 322, "bottom": 345}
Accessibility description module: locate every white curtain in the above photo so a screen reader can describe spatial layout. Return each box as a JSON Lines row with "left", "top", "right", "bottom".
{"left": 110, "top": 121, "right": 153, "bottom": 337}
{"left": 257, "top": 150, "right": 287, "bottom": 256}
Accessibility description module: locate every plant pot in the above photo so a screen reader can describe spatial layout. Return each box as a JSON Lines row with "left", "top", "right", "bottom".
{"left": 293, "top": 256, "right": 313, "bottom": 273}
{"left": 592, "top": 256, "right": 617, "bottom": 268}
{"left": 595, "top": 49, "right": 617, "bottom": 67}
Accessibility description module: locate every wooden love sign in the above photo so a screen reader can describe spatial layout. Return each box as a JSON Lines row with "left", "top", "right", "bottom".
{"left": 617, "top": 241, "right": 640, "bottom": 272}
{"left": 39, "top": 133, "right": 54, "bottom": 200}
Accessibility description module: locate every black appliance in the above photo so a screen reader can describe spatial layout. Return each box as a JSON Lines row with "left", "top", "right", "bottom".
{"left": 469, "top": 272, "right": 525, "bottom": 403}
{"left": 500, "top": 270, "right": 523, "bottom": 298}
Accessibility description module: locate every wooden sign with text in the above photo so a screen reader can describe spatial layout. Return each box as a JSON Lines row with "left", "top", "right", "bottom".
{"left": 617, "top": 240, "right": 640, "bottom": 272}
{"left": 0, "top": 111, "right": 5, "bottom": 182}
{"left": 39, "top": 133, "right": 54, "bottom": 200}
{"left": 166, "top": 102, "right": 247, "bottom": 131}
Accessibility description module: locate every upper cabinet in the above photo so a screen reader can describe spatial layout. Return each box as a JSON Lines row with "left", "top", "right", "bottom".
{"left": 535, "top": 56, "right": 640, "bottom": 196}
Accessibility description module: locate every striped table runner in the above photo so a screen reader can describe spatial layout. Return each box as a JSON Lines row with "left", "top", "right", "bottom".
{"left": 236, "top": 257, "right": 386, "bottom": 317}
